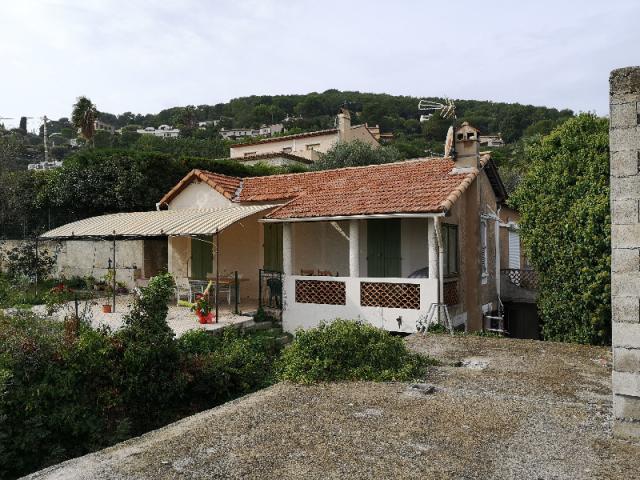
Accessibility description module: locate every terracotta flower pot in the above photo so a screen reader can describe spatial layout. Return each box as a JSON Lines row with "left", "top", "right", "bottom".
{"left": 102, "top": 304, "right": 112, "bottom": 314}
{"left": 196, "top": 310, "right": 215, "bottom": 324}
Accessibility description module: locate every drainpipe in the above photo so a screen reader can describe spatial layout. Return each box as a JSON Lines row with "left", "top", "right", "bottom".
{"left": 495, "top": 205, "right": 502, "bottom": 310}
{"left": 434, "top": 217, "right": 445, "bottom": 323}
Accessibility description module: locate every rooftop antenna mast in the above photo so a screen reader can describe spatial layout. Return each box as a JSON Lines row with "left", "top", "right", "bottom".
{"left": 418, "top": 98, "right": 458, "bottom": 158}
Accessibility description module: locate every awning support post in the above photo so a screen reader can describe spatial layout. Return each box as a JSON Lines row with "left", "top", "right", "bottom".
{"left": 234, "top": 270, "right": 239, "bottom": 315}
{"left": 215, "top": 228, "right": 219, "bottom": 323}
{"left": 112, "top": 232, "right": 116, "bottom": 313}
{"left": 34, "top": 237, "right": 39, "bottom": 298}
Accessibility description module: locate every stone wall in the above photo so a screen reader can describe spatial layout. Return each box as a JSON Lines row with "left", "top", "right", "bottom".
{"left": 610, "top": 66, "right": 640, "bottom": 439}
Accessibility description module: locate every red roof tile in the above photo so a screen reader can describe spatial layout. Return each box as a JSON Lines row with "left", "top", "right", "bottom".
{"left": 160, "top": 156, "right": 494, "bottom": 218}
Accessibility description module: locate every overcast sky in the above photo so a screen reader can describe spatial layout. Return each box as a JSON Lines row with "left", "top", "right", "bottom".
{"left": 1, "top": 0, "right": 638, "bottom": 130}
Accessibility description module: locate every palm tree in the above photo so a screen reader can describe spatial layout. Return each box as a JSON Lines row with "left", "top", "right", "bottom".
{"left": 72, "top": 96, "right": 98, "bottom": 146}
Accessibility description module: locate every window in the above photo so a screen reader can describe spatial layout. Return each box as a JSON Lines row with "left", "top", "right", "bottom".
{"left": 480, "top": 219, "right": 488, "bottom": 277}
{"left": 306, "top": 143, "right": 320, "bottom": 151}
{"left": 244, "top": 152, "right": 257, "bottom": 157}
{"left": 282, "top": 147, "right": 292, "bottom": 153}
{"left": 441, "top": 223, "right": 458, "bottom": 277}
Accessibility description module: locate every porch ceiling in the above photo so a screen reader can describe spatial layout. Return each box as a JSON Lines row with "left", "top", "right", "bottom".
{"left": 40, "top": 204, "right": 277, "bottom": 240}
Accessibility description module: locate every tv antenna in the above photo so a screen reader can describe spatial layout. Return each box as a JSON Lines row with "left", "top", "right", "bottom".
{"left": 418, "top": 98, "right": 457, "bottom": 120}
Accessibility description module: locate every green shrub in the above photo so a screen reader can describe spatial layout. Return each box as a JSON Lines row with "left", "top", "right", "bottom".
{"left": 177, "top": 329, "right": 281, "bottom": 411}
{"left": 0, "top": 270, "right": 285, "bottom": 479}
{"left": 276, "top": 319, "right": 430, "bottom": 384}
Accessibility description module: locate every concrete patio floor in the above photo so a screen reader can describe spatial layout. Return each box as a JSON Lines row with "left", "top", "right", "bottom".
{"left": 31, "top": 295, "right": 257, "bottom": 337}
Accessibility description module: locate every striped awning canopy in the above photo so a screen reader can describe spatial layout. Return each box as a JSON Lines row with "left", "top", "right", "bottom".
{"left": 40, "top": 204, "right": 276, "bottom": 239}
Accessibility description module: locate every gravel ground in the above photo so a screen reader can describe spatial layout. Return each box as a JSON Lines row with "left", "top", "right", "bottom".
{"left": 29, "top": 295, "right": 253, "bottom": 337}
{"left": 24, "top": 334, "right": 640, "bottom": 480}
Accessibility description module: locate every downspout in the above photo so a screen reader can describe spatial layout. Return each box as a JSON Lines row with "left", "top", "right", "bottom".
{"left": 434, "top": 217, "right": 444, "bottom": 323}
{"left": 495, "top": 205, "right": 502, "bottom": 312}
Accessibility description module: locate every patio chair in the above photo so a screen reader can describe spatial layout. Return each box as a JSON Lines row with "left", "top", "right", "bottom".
{"left": 266, "top": 276, "right": 282, "bottom": 308}
{"left": 175, "top": 278, "right": 193, "bottom": 305}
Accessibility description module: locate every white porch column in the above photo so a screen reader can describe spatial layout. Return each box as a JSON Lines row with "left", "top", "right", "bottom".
{"left": 428, "top": 218, "right": 438, "bottom": 280}
{"left": 282, "top": 222, "right": 293, "bottom": 275}
{"left": 349, "top": 219, "right": 360, "bottom": 277}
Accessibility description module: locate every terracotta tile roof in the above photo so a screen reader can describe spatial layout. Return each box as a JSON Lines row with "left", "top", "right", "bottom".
{"left": 255, "top": 157, "right": 490, "bottom": 219}
{"left": 160, "top": 155, "right": 496, "bottom": 219}
{"left": 158, "top": 169, "right": 241, "bottom": 206}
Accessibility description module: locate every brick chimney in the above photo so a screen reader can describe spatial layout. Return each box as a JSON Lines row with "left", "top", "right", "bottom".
{"left": 454, "top": 122, "right": 480, "bottom": 169}
{"left": 337, "top": 108, "right": 351, "bottom": 142}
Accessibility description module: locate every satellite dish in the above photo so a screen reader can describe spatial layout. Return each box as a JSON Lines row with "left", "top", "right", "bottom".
{"left": 444, "top": 126, "right": 454, "bottom": 158}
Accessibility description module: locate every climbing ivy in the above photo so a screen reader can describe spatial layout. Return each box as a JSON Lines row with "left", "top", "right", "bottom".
{"left": 509, "top": 114, "right": 610, "bottom": 344}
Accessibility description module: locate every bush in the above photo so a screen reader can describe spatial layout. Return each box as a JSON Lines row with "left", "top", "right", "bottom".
{"left": 0, "top": 271, "right": 284, "bottom": 479}
{"left": 177, "top": 329, "right": 281, "bottom": 411}
{"left": 276, "top": 319, "right": 429, "bottom": 384}
{"left": 509, "top": 114, "right": 610, "bottom": 344}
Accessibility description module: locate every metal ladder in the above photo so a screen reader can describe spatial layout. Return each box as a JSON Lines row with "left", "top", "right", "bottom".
{"left": 418, "top": 303, "right": 454, "bottom": 335}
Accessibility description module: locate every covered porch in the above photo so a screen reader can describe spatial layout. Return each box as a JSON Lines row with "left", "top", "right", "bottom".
{"left": 267, "top": 215, "right": 458, "bottom": 333}
{"left": 41, "top": 204, "right": 276, "bottom": 316}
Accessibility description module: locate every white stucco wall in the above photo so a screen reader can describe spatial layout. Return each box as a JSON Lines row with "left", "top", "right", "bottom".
{"left": 282, "top": 276, "right": 438, "bottom": 333}
{"left": 168, "top": 181, "right": 233, "bottom": 210}
{"left": 401, "top": 218, "right": 429, "bottom": 277}
{"left": 292, "top": 221, "right": 350, "bottom": 276}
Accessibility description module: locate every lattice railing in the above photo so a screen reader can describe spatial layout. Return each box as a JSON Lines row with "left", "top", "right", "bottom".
{"left": 501, "top": 269, "right": 538, "bottom": 290}
{"left": 443, "top": 280, "right": 459, "bottom": 305}
{"left": 295, "top": 279, "right": 346, "bottom": 305}
{"left": 360, "top": 282, "right": 420, "bottom": 310}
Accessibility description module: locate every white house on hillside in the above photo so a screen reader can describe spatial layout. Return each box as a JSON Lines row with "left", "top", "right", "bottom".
{"left": 136, "top": 125, "right": 180, "bottom": 138}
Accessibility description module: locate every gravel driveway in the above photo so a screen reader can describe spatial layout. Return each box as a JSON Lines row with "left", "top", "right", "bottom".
{"left": 25, "top": 334, "right": 640, "bottom": 480}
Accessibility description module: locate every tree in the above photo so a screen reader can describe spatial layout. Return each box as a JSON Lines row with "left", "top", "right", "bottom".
{"left": 71, "top": 96, "right": 98, "bottom": 146}
{"left": 313, "top": 140, "right": 402, "bottom": 170}
{"left": 509, "top": 114, "right": 610, "bottom": 344}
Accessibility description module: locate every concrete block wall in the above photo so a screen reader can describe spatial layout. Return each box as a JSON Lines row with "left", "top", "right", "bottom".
{"left": 610, "top": 66, "right": 640, "bottom": 439}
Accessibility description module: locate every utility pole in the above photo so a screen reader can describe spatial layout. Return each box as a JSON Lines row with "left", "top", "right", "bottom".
{"left": 42, "top": 115, "right": 49, "bottom": 162}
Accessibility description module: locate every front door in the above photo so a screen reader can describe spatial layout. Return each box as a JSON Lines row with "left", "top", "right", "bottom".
{"left": 367, "top": 219, "right": 401, "bottom": 277}
{"left": 191, "top": 235, "right": 213, "bottom": 280}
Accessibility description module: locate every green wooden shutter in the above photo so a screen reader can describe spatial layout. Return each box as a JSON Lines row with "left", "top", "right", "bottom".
{"left": 191, "top": 235, "right": 213, "bottom": 280}
{"left": 367, "top": 219, "right": 401, "bottom": 277}
{"left": 263, "top": 223, "right": 283, "bottom": 272}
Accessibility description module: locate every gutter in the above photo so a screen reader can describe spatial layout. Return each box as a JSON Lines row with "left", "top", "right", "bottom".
{"left": 260, "top": 212, "right": 446, "bottom": 223}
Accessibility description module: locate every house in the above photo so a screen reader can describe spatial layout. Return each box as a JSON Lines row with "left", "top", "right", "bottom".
{"left": 228, "top": 109, "right": 381, "bottom": 163}
{"left": 219, "top": 124, "right": 283, "bottom": 140}
{"left": 42, "top": 122, "right": 530, "bottom": 335}
{"left": 480, "top": 133, "right": 505, "bottom": 148}
{"left": 94, "top": 119, "right": 115, "bottom": 134}
{"left": 27, "top": 160, "right": 63, "bottom": 170}
{"left": 136, "top": 125, "right": 180, "bottom": 138}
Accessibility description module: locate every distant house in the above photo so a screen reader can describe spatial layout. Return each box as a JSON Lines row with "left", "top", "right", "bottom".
{"left": 229, "top": 109, "right": 381, "bottom": 164}
{"left": 27, "top": 160, "right": 63, "bottom": 171}
{"left": 94, "top": 119, "right": 115, "bottom": 134}
{"left": 219, "top": 123, "right": 284, "bottom": 140}
{"left": 43, "top": 122, "right": 535, "bottom": 336}
{"left": 198, "top": 120, "right": 220, "bottom": 128}
{"left": 136, "top": 125, "right": 180, "bottom": 138}
{"left": 480, "top": 133, "right": 505, "bottom": 148}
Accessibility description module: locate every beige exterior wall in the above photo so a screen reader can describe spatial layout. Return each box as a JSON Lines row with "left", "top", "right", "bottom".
{"left": 168, "top": 181, "right": 233, "bottom": 210}
{"left": 345, "top": 125, "right": 380, "bottom": 147}
{"left": 229, "top": 133, "right": 339, "bottom": 160}
{"left": 218, "top": 211, "right": 263, "bottom": 299}
{"left": 168, "top": 236, "right": 191, "bottom": 279}
{"left": 237, "top": 156, "right": 310, "bottom": 167}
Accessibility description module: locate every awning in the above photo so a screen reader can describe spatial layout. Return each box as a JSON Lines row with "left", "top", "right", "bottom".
{"left": 40, "top": 204, "right": 277, "bottom": 239}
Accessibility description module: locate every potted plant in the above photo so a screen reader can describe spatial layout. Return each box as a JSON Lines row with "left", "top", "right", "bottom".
{"left": 102, "top": 270, "right": 114, "bottom": 313}
{"left": 191, "top": 293, "right": 215, "bottom": 324}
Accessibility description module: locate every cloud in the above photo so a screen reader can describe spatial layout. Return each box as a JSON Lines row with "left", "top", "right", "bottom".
{"left": 1, "top": 0, "right": 638, "bottom": 124}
